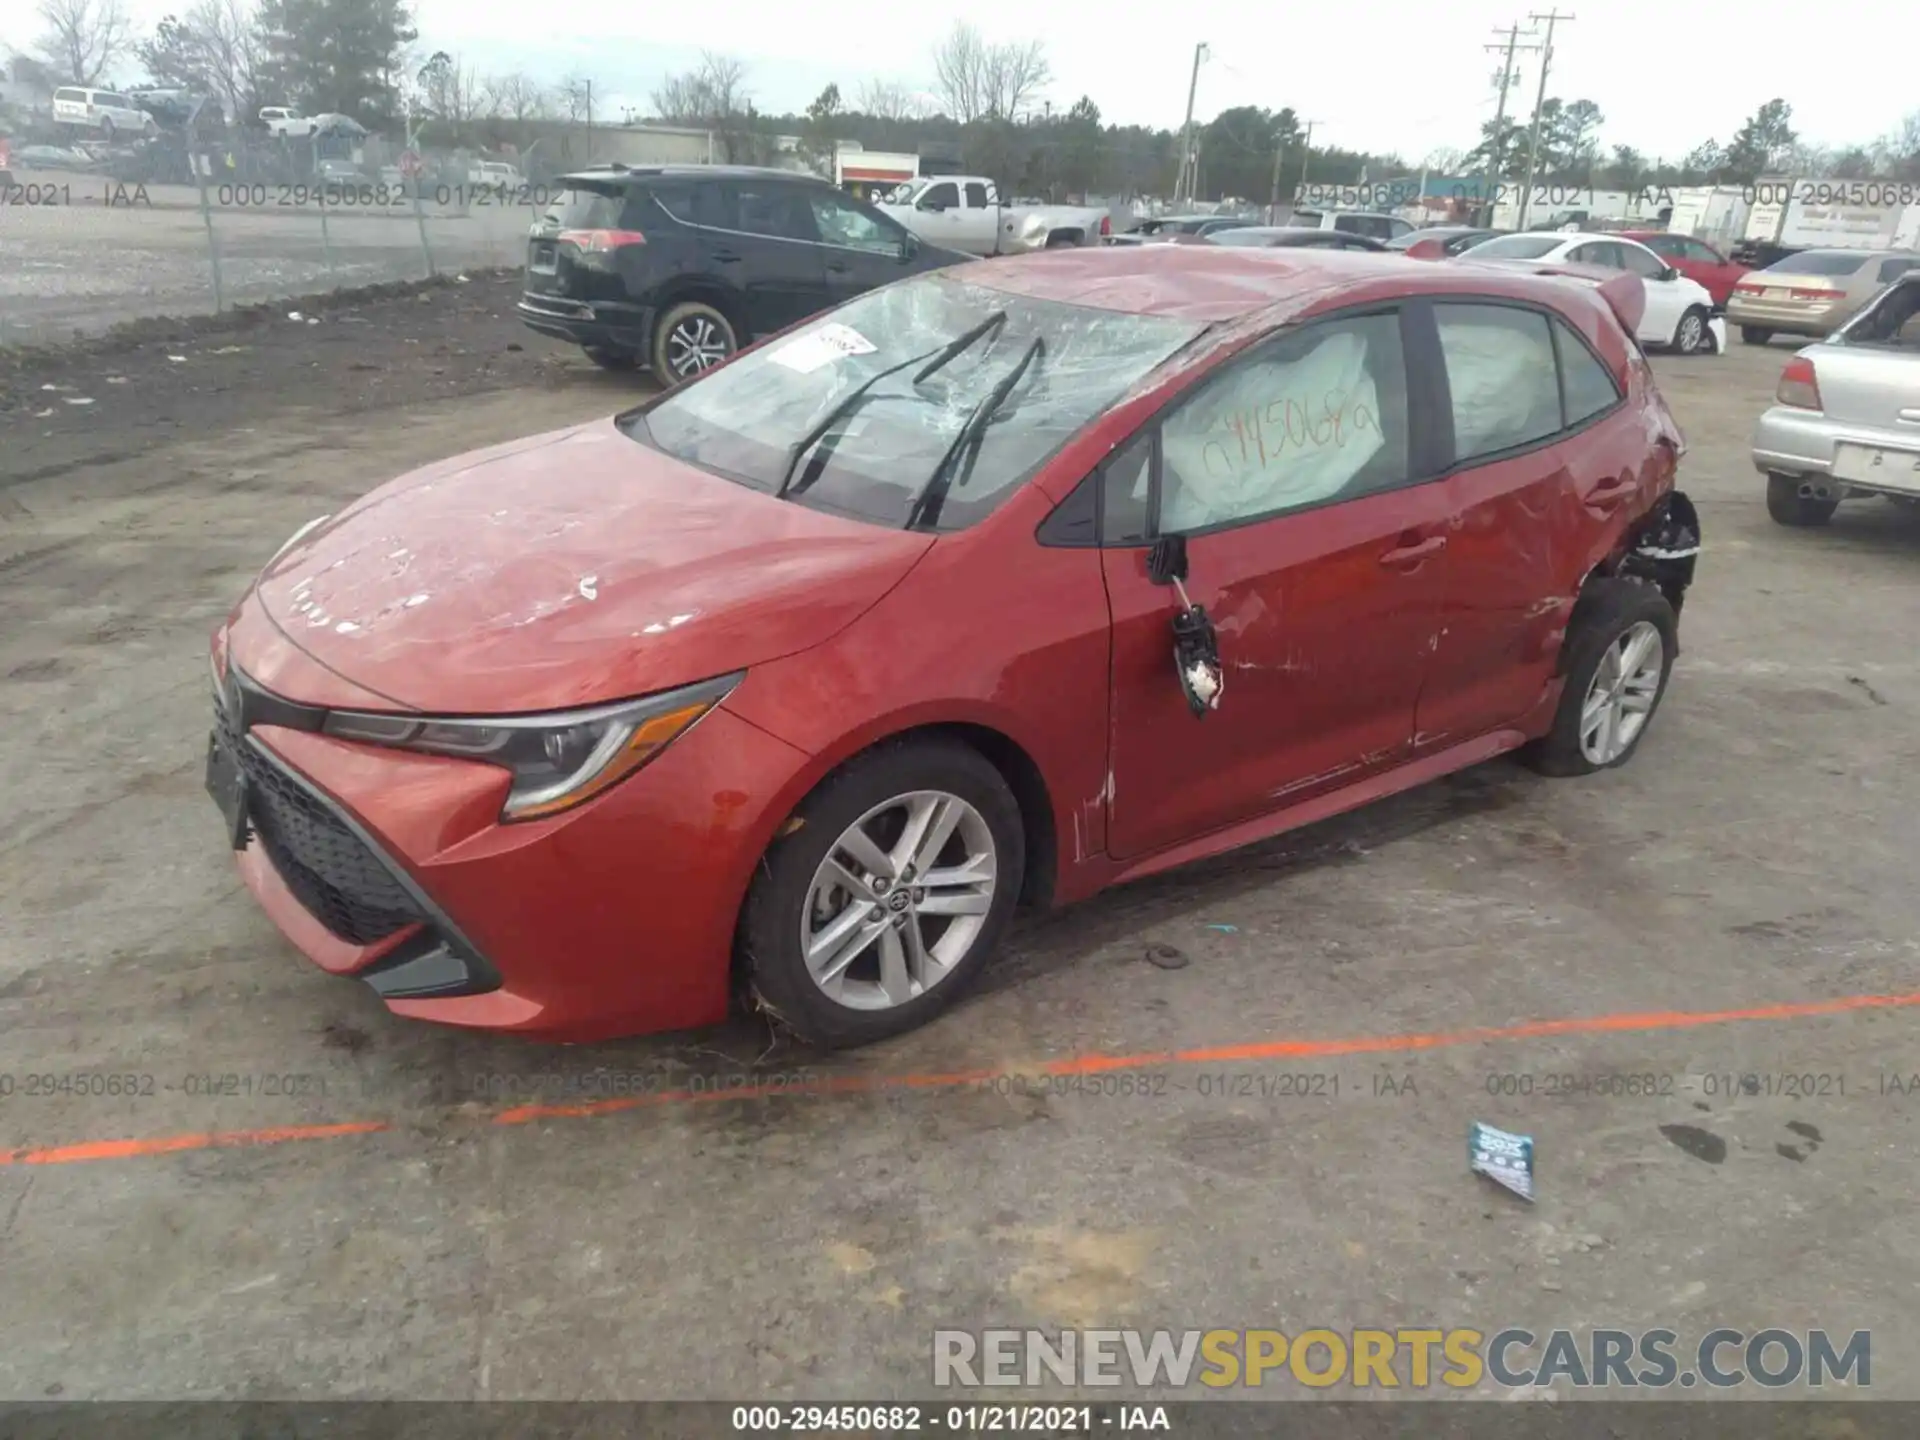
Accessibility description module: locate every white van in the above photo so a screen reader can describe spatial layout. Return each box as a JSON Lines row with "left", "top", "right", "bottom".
{"left": 466, "top": 160, "right": 522, "bottom": 188}
{"left": 51, "top": 87, "right": 158, "bottom": 140}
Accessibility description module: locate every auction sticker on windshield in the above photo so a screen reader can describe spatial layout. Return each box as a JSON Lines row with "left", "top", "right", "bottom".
{"left": 771, "top": 323, "right": 878, "bottom": 374}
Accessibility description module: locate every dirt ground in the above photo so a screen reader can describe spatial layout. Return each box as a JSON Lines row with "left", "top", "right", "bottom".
{"left": 3, "top": 285, "right": 1920, "bottom": 1412}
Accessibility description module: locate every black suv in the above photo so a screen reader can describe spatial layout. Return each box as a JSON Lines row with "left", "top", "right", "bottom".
{"left": 518, "top": 165, "right": 968, "bottom": 383}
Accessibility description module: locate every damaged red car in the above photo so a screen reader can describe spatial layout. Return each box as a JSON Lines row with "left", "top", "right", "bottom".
{"left": 206, "top": 246, "right": 1700, "bottom": 1047}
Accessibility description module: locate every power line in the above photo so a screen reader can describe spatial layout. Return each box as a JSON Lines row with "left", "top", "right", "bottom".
{"left": 1516, "top": 9, "right": 1574, "bottom": 228}
{"left": 1478, "top": 21, "right": 1541, "bottom": 225}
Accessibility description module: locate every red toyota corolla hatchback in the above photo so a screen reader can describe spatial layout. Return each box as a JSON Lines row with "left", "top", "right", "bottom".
{"left": 207, "top": 246, "right": 1700, "bottom": 1048}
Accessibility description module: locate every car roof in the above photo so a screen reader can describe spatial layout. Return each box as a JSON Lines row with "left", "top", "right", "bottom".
{"left": 556, "top": 164, "right": 821, "bottom": 186}
{"left": 951, "top": 244, "right": 1619, "bottom": 324}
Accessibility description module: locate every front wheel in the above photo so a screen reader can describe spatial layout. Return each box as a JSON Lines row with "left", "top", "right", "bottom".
{"left": 1673, "top": 306, "right": 1710, "bottom": 355}
{"left": 1523, "top": 578, "right": 1677, "bottom": 778}
{"left": 741, "top": 739, "right": 1025, "bottom": 1049}
{"left": 1740, "top": 325, "right": 1774, "bottom": 346}
{"left": 650, "top": 300, "right": 736, "bottom": 386}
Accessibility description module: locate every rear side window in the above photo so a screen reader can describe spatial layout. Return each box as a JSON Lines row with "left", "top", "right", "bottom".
{"left": 1617, "top": 244, "right": 1666, "bottom": 279}
{"left": 963, "top": 182, "right": 989, "bottom": 208}
{"left": 1335, "top": 214, "right": 1387, "bottom": 238}
{"left": 1435, "top": 304, "right": 1561, "bottom": 461}
{"left": 1681, "top": 239, "right": 1722, "bottom": 263}
{"left": 1553, "top": 319, "right": 1623, "bottom": 426}
{"left": 730, "top": 182, "right": 818, "bottom": 241}
{"left": 101, "top": 93, "right": 134, "bottom": 108}
{"left": 1878, "top": 258, "right": 1916, "bottom": 284}
{"left": 1765, "top": 251, "right": 1868, "bottom": 277}
{"left": 650, "top": 181, "right": 729, "bottom": 229}
{"left": 1840, "top": 281, "right": 1920, "bottom": 349}
{"left": 55, "top": 88, "right": 88, "bottom": 103}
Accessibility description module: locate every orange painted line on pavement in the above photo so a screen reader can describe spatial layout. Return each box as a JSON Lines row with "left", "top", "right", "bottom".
{"left": 10, "top": 990, "right": 1920, "bottom": 1166}
{"left": 489, "top": 988, "right": 1920, "bottom": 1125}
{"left": 0, "top": 1120, "right": 387, "bottom": 1169}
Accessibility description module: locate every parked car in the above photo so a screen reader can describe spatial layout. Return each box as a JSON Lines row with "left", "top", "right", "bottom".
{"left": 1108, "top": 214, "right": 1259, "bottom": 244}
{"left": 210, "top": 245, "right": 1699, "bottom": 1048}
{"left": 1457, "top": 232, "right": 1723, "bottom": 354}
{"left": 876, "top": 175, "right": 1116, "bottom": 254}
{"left": 1620, "top": 230, "right": 1749, "bottom": 310}
{"left": 1749, "top": 269, "right": 1920, "bottom": 526}
{"left": 1725, "top": 248, "right": 1920, "bottom": 346}
{"left": 1287, "top": 208, "right": 1416, "bottom": 242}
{"left": 518, "top": 164, "right": 969, "bottom": 382}
{"left": 51, "top": 87, "right": 158, "bottom": 141}
{"left": 1206, "top": 226, "right": 1387, "bottom": 251}
{"left": 1386, "top": 226, "right": 1506, "bottom": 256}
{"left": 260, "top": 106, "right": 320, "bottom": 139}
{"left": 466, "top": 159, "right": 522, "bottom": 188}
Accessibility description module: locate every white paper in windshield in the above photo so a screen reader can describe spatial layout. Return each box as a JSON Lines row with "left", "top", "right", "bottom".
{"left": 770, "top": 323, "right": 878, "bottom": 374}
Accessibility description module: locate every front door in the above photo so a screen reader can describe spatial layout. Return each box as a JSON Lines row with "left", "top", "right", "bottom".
{"left": 1101, "top": 307, "right": 1456, "bottom": 861}
{"left": 910, "top": 180, "right": 973, "bottom": 251}
{"left": 805, "top": 189, "right": 914, "bottom": 306}
{"left": 711, "top": 179, "right": 831, "bottom": 338}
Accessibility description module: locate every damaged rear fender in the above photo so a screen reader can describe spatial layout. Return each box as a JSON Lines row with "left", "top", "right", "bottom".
{"left": 1616, "top": 490, "right": 1701, "bottom": 619}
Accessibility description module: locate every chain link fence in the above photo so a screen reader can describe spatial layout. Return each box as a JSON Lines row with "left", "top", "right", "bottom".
{"left": 0, "top": 135, "right": 577, "bottom": 347}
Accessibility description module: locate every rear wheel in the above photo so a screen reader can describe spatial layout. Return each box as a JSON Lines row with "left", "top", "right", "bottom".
{"left": 650, "top": 300, "right": 736, "bottom": 386}
{"left": 1767, "top": 473, "right": 1839, "bottom": 527}
{"left": 1523, "top": 578, "right": 1677, "bottom": 778}
{"left": 741, "top": 738, "right": 1024, "bottom": 1049}
{"left": 1740, "top": 325, "right": 1774, "bottom": 346}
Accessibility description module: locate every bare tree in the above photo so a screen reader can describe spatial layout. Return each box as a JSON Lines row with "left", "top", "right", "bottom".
{"left": 418, "top": 49, "right": 484, "bottom": 130}
{"left": 855, "top": 77, "right": 928, "bottom": 122}
{"left": 36, "top": 0, "right": 130, "bottom": 84}
{"left": 1422, "top": 146, "right": 1467, "bottom": 174}
{"left": 930, "top": 22, "right": 1050, "bottom": 123}
{"left": 931, "top": 21, "right": 989, "bottom": 122}
{"left": 649, "top": 51, "right": 746, "bottom": 126}
{"left": 188, "top": 0, "right": 267, "bottom": 120}
{"left": 483, "top": 70, "right": 551, "bottom": 126}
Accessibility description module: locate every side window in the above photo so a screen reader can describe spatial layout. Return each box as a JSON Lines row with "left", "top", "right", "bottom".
{"left": 1878, "top": 258, "right": 1916, "bottom": 284}
{"left": 808, "top": 191, "right": 903, "bottom": 254}
{"left": 1100, "top": 431, "right": 1154, "bottom": 545}
{"left": 1435, "top": 303, "right": 1562, "bottom": 461}
{"left": 963, "top": 182, "right": 989, "bottom": 209}
{"left": 1640, "top": 234, "right": 1678, "bottom": 257}
{"left": 730, "top": 183, "right": 817, "bottom": 242}
{"left": 1157, "top": 312, "right": 1410, "bottom": 532}
{"left": 1553, "top": 319, "right": 1623, "bottom": 426}
{"left": 649, "top": 182, "right": 728, "bottom": 228}
{"left": 1570, "top": 241, "right": 1624, "bottom": 270}
{"left": 1618, "top": 244, "right": 1666, "bottom": 279}
{"left": 921, "top": 181, "right": 960, "bottom": 209}
{"left": 1682, "top": 239, "right": 1722, "bottom": 263}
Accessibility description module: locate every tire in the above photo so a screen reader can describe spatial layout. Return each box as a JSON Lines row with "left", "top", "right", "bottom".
{"left": 650, "top": 300, "right": 736, "bottom": 386}
{"left": 1766, "top": 472, "right": 1838, "bottom": 527}
{"left": 583, "top": 345, "right": 636, "bottom": 371}
{"left": 1673, "top": 306, "right": 1710, "bottom": 355}
{"left": 1739, "top": 325, "right": 1773, "bottom": 346}
{"left": 1522, "top": 578, "right": 1677, "bottom": 778}
{"left": 741, "top": 737, "right": 1026, "bottom": 1050}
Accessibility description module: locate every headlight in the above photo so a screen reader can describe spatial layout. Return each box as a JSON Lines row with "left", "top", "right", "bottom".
{"left": 322, "top": 672, "right": 742, "bottom": 821}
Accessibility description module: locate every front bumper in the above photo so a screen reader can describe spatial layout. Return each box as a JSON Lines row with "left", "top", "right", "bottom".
{"left": 208, "top": 655, "right": 809, "bottom": 1042}
{"left": 516, "top": 293, "right": 652, "bottom": 353}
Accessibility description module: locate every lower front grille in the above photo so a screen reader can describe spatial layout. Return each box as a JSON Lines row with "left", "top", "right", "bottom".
{"left": 217, "top": 706, "right": 423, "bottom": 945}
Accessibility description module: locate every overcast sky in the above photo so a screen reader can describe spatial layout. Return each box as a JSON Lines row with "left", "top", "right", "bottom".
{"left": 12, "top": 0, "right": 1913, "bottom": 163}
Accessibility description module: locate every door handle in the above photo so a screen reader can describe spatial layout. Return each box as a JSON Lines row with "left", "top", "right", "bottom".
{"left": 1379, "top": 535, "right": 1446, "bottom": 568}
{"left": 1898, "top": 408, "right": 1920, "bottom": 425}
{"left": 1583, "top": 475, "right": 1636, "bottom": 510}
{"left": 708, "top": 246, "right": 742, "bottom": 263}
{"left": 825, "top": 259, "right": 851, "bottom": 274}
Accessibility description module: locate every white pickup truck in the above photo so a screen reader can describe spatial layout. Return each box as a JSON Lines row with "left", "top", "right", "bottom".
{"left": 877, "top": 175, "right": 1116, "bottom": 256}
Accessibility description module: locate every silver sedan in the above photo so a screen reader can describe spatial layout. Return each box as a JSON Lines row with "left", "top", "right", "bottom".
{"left": 1750, "top": 272, "right": 1920, "bottom": 526}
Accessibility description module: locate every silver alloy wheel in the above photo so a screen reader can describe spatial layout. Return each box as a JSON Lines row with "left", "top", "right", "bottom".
{"left": 801, "top": 790, "right": 998, "bottom": 1012}
{"left": 1579, "top": 620, "right": 1664, "bottom": 765}
{"left": 666, "top": 315, "right": 730, "bottom": 377}
{"left": 1676, "top": 311, "right": 1706, "bottom": 353}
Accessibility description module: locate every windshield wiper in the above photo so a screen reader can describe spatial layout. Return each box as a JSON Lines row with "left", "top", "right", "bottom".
{"left": 904, "top": 335, "right": 1045, "bottom": 532}
{"left": 775, "top": 310, "right": 1011, "bottom": 502}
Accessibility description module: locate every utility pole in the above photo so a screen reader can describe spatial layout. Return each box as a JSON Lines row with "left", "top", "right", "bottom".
{"left": 1516, "top": 9, "right": 1573, "bottom": 230}
{"left": 1174, "top": 42, "right": 1207, "bottom": 207}
{"left": 1296, "top": 119, "right": 1318, "bottom": 202}
{"left": 1479, "top": 22, "right": 1539, "bottom": 227}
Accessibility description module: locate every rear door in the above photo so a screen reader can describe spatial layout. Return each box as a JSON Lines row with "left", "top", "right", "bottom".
{"left": 1418, "top": 299, "right": 1635, "bottom": 746}
{"left": 960, "top": 180, "right": 999, "bottom": 251}
{"left": 806, "top": 188, "right": 914, "bottom": 306}
{"left": 1615, "top": 241, "right": 1689, "bottom": 345}
{"left": 709, "top": 178, "right": 831, "bottom": 337}
{"left": 1100, "top": 305, "right": 1456, "bottom": 859}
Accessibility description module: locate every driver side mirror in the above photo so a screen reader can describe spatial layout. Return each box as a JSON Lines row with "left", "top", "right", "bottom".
{"left": 899, "top": 230, "right": 921, "bottom": 263}
{"left": 1146, "top": 533, "right": 1189, "bottom": 587}
{"left": 1659, "top": 265, "right": 1679, "bottom": 282}
{"left": 918, "top": 197, "right": 947, "bottom": 212}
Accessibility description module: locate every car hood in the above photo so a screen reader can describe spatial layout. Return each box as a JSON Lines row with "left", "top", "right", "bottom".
{"left": 251, "top": 418, "right": 934, "bottom": 714}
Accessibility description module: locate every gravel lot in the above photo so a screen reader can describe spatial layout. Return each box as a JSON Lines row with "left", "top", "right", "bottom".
{"left": 2, "top": 289, "right": 1918, "bottom": 1413}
